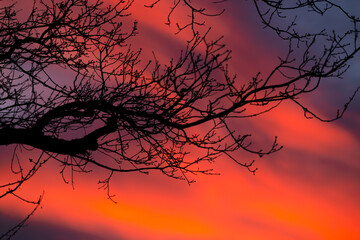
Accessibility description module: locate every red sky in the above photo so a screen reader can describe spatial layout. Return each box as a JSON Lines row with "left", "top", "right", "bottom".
{"left": 1, "top": 1, "right": 360, "bottom": 239}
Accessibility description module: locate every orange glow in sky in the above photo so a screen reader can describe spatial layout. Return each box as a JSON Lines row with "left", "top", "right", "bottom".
{"left": 1, "top": 0, "right": 360, "bottom": 240}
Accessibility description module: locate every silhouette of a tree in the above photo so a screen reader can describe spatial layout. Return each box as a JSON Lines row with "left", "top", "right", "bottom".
{"left": 0, "top": 0, "right": 359, "bottom": 238}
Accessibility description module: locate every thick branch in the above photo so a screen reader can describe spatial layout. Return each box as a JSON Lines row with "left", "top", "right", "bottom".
{"left": 0, "top": 123, "right": 116, "bottom": 155}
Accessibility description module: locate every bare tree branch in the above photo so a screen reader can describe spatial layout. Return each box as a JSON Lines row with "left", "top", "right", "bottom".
{"left": 0, "top": 0, "right": 359, "bottom": 237}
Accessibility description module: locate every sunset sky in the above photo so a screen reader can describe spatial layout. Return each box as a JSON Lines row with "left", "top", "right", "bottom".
{"left": 1, "top": 1, "right": 360, "bottom": 240}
